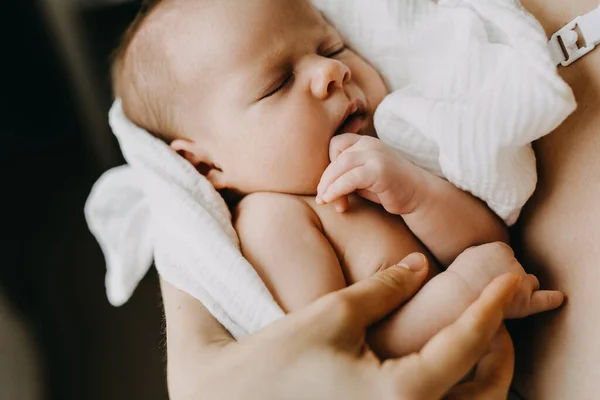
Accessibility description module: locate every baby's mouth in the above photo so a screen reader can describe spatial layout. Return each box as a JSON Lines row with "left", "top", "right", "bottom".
{"left": 334, "top": 101, "right": 367, "bottom": 136}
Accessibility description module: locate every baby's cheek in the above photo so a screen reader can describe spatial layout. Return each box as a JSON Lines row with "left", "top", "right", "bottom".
{"left": 260, "top": 139, "right": 330, "bottom": 195}
{"left": 301, "top": 152, "right": 331, "bottom": 192}
{"left": 353, "top": 59, "right": 388, "bottom": 111}
{"left": 367, "top": 74, "right": 387, "bottom": 111}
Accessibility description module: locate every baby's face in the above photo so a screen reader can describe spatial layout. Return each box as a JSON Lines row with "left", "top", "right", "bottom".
{"left": 164, "top": 0, "right": 387, "bottom": 195}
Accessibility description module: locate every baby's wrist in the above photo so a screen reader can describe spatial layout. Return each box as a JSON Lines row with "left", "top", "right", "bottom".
{"left": 414, "top": 170, "right": 444, "bottom": 211}
{"left": 390, "top": 163, "right": 432, "bottom": 215}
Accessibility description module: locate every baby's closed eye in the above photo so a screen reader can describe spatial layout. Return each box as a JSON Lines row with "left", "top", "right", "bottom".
{"left": 259, "top": 42, "right": 347, "bottom": 100}
{"left": 261, "top": 73, "right": 295, "bottom": 99}
{"left": 322, "top": 44, "right": 347, "bottom": 58}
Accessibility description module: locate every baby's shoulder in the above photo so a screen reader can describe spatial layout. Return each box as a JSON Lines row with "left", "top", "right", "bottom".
{"left": 234, "top": 193, "right": 321, "bottom": 238}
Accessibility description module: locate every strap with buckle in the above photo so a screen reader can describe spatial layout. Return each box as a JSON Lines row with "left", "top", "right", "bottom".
{"left": 548, "top": 5, "right": 600, "bottom": 67}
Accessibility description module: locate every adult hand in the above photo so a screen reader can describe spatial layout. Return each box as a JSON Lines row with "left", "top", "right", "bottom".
{"left": 163, "top": 250, "right": 518, "bottom": 400}
{"left": 446, "top": 325, "right": 514, "bottom": 400}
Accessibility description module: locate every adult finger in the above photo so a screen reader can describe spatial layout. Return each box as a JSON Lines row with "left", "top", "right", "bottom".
{"left": 329, "top": 132, "right": 363, "bottom": 162}
{"left": 446, "top": 326, "right": 514, "bottom": 400}
{"left": 335, "top": 253, "right": 429, "bottom": 329}
{"left": 391, "top": 273, "right": 519, "bottom": 399}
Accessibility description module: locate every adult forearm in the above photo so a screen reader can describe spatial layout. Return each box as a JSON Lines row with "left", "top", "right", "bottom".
{"left": 160, "top": 279, "right": 233, "bottom": 399}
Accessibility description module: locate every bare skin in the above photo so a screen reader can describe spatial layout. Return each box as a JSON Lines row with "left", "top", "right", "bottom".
{"left": 162, "top": 249, "right": 520, "bottom": 400}
{"left": 511, "top": 0, "right": 600, "bottom": 398}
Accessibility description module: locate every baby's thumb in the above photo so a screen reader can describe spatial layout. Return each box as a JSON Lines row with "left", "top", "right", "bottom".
{"left": 341, "top": 253, "right": 429, "bottom": 329}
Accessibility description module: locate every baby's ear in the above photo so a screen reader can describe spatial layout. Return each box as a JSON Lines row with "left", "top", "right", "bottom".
{"left": 171, "top": 138, "right": 208, "bottom": 166}
{"left": 170, "top": 139, "right": 225, "bottom": 188}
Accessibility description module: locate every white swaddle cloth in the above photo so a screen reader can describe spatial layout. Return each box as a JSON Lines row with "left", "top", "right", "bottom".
{"left": 85, "top": 0, "right": 576, "bottom": 338}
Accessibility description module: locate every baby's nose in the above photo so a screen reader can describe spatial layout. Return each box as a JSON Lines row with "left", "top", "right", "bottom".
{"left": 310, "top": 58, "right": 351, "bottom": 99}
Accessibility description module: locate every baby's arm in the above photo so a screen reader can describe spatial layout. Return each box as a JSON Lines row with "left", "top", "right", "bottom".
{"left": 234, "top": 193, "right": 346, "bottom": 312}
{"left": 317, "top": 134, "right": 508, "bottom": 266}
{"left": 369, "top": 243, "right": 563, "bottom": 358}
{"left": 402, "top": 169, "right": 509, "bottom": 266}
{"left": 235, "top": 193, "right": 563, "bottom": 360}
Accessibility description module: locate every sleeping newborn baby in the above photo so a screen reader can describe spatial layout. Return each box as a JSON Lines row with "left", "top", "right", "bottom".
{"left": 113, "top": 0, "right": 563, "bottom": 356}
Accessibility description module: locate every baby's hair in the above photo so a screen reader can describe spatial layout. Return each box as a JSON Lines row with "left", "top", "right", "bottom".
{"left": 111, "top": 0, "right": 163, "bottom": 98}
{"left": 111, "top": 0, "right": 179, "bottom": 141}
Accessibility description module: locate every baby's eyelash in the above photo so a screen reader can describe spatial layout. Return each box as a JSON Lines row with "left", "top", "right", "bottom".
{"left": 262, "top": 73, "right": 294, "bottom": 99}
{"left": 325, "top": 45, "right": 347, "bottom": 58}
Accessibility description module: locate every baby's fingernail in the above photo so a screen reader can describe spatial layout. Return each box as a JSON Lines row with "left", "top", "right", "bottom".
{"left": 315, "top": 195, "right": 323, "bottom": 204}
{"left": 335, "top": 202, "right": 344, "bottom": 212}
{"left": 397, "top": 253, "right": 427, "bottom": 271}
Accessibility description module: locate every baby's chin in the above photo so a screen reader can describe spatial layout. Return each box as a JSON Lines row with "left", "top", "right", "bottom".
{"left": 257, "top": 166, "right": 326, "bottom": 198}
{"left": 231, "top": 149, "right": 331, "bottom": 197}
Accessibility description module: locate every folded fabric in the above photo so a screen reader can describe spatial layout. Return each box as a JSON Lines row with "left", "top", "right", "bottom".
{"left": 313, "top": 0, "right": 576, "bottom": 224}
{"left": 85, "top": 0, "right": 576, "bottom": 338}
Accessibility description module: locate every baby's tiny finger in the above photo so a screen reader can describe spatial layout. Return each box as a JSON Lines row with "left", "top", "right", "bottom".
{"left": 528, "top": 290, "right": 565, "bottom": 315}
{"left": 322, "top": 167, "right": 371, "bottom": 203}
{"left": 317, "top": 151, "right": 363, "bottom": 196}
{"left": 334, "top": 196, "right": 349, "bottom": 213}
{"left": 525, "top": 274, "right": 540, "bottom": 292}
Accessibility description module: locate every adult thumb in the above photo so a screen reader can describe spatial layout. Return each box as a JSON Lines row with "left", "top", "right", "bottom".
{"left": 340, "top": 253, "right": 429, "bottom": 329}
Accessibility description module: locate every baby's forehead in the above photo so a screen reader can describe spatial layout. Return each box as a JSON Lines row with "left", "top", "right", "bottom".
{"left": 152, "top": 0, "right": 335, "bottom": 87}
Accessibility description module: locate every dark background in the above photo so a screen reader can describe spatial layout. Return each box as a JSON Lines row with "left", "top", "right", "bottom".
{"left": 1, "top": 1, "right": 169, "bottom": 398}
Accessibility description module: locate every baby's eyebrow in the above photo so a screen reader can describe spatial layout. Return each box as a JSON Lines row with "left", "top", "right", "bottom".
{"left": 319, "top": 15, "right": 343, "bottom": 38}
{"left": 250, "top": 38, "right": 299, "bottom": 88}
{"left": 253, "top": 63, "right": 293, "bottom": 98}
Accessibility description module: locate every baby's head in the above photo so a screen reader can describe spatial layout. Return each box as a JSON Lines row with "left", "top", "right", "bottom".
{"left": 114, "top": 0, "right": 387, "bottom": 196}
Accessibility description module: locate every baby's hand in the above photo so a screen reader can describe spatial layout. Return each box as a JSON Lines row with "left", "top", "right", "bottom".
{"left": 316, "top": 133, "right": 427, "bottom": 214}
{"left": 504, "top": 274, "right": 564, "bottom": 319}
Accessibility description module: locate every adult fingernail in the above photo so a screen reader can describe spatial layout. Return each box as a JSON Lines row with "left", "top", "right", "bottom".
{"left": 397, "top": 253, "right": 427, "bottom": 271}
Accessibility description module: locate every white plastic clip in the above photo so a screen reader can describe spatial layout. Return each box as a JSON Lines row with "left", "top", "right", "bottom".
{"left": 548, "top": 5, "right": 600, "bottom": 67}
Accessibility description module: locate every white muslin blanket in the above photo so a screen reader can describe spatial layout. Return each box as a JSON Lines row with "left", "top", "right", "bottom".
{"left": 85, "top": 0, "right": 575, "bottom": 338}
